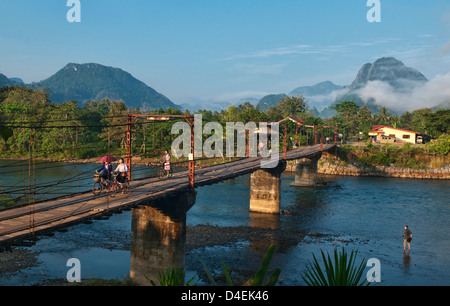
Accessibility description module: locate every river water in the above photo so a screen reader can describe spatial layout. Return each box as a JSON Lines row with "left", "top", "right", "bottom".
{"left": 0, "top": 160, "right": 449, "bottom": 286}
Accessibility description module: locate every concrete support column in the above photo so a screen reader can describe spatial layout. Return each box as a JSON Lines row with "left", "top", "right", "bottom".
{"left": 130, "top": 190, "right": 196, "bottom": 286}
{"left": 250, "top": 160, "right": 286, "bottom": 214}
{"left": 289, "top": 154, "right": 321, "bottom": 187}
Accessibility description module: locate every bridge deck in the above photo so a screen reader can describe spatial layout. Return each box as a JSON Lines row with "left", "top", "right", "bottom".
{"left": 0, "top": 144, "right": 335, "bottom": 246}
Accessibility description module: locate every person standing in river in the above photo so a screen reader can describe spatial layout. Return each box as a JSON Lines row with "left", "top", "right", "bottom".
{"left": 403, "top": 225, "right": 412, "bottom": 252}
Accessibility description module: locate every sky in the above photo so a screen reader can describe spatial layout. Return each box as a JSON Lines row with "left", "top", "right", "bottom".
{"left": 1, "top": 0, "right": 450, "bottom": 107}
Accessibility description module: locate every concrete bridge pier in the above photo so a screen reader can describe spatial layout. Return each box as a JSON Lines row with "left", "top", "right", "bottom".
{"left": 130, "top": 190, "right": 196, "bottom": 286}
{"left": 289, "top": 154, "right": 322, "bottom": 187}
{"left": 249, "top": 160, "right": 286, "bottom": 214}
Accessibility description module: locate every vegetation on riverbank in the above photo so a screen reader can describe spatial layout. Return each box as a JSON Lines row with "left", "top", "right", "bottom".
{"left": 1, "top": 86, "right": 448, "bottom": 163}
{"left": 313, "top": 138, "right": 450, "bottom": 179}
{"left": 337, "top": 137, "right": 449, "bottom": 169}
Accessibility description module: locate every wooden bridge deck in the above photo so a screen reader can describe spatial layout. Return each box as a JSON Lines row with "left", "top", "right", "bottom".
{"left": 0, "top": 144, "right": 335, "bottom": 246}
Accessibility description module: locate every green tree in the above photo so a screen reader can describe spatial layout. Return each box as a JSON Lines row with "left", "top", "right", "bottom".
{"left": 278, "top": 95, "right": 308, "bottom": 118}
{"left": 98, "top": 99, "right": 129, "bottom": 149}
{"left": 357, "top": 105, "right": 373, "bottom": 135}
{"left": 375, "top": 107, "right": 390, "bottom": 125}
{"left": 265, "top": 104, "right": 283, "bottom": 122}
{"left": 429, "top": 109, "right": 449, "bottom": 136}
{"left": 331, "top": 100, "right": 360, "bottom": 137}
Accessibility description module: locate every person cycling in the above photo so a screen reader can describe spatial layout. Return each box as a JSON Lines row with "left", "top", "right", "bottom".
{"left": 113, "top": 158, "right": 128, "bottom": 184}
{"left": 161, "top": 150, "right": 171, "bottom": 172}
{"left": 97, "top": 161, "right": 112, "bottom": 186}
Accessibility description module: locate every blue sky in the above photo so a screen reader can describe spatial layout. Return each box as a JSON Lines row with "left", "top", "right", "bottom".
{"left": 1, "top": 0, "right": 450, "bottom": 106}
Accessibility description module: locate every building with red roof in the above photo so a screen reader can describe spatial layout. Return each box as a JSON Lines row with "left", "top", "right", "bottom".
{"left": 368, "top": 125, "right": 427, "bottom": 144}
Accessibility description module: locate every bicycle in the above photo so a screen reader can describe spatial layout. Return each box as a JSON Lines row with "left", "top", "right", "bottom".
{"left": 109, "top": 173, "right": 130, "bottom": 197}
{"left": 92, "top": 171, "right": 111, "bottom": 196}
{"left": 158, "top": 162, "right": 173, "bottom": 179}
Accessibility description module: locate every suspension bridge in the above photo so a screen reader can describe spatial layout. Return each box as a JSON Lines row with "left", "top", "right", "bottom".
{"left": 0, "top": 144, "right": 335, "bottom": 247}
{"left": 0, "top": 114, "right": 339, "bottom": 249}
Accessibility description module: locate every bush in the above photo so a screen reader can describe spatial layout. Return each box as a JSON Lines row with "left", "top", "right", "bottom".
{"left": 301, "top": 248, "right": 373, "bottom": 286}
{"left": 360, "top": 151, "right": 395, "bottom": 166}
{"left": 426, "top": 134, "right": 450, "bottom": 155}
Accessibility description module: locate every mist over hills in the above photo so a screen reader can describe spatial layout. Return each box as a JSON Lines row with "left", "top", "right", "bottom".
{"left": 331, "top": 57, "right": 430, "bottom": 113}
{"left": 252, "top": 57, "right": 448, "bottom": 117}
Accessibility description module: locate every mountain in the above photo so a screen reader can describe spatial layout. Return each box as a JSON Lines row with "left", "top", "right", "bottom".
{"left": 180, "top": 100, "right": 231, "bottom": 112}
{"left": 0, "top": 74, "right": 23, "bottom": 87}
{"left": 238, "top": 97, "right": 260, "bottom": 105}
{"left": 257, "top": 94, "right": 287, "bottom": 110}
{"left": 333, "top": 57, "right": 428, "bottom": 113}
{"left": 289, "top": 81, "right": 344, "bottom": 111}
{"left": 8, "top": 77, "right": 25, "bottom": 84}
{"left": 31, "top": 63, "right": 180, "bottom": 110}
{"left": 0, "top": 74, "right": 12, "bottom": 87}
{"left": 255, "top": 82, "right": 345, "bottom": 113}
{"left": 348, "top": 57, "right": 428, "bottom": 91}
{"left": 290, "top": 81, "right": 343, "bottom": 97}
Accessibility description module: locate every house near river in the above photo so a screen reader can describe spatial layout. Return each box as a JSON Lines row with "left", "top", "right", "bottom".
{"left": 369, "top": 125, "right": 430, "bottom": 144}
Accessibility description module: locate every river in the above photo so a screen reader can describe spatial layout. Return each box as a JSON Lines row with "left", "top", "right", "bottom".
{"left": 0, "top": 160, "right": 449, "bottom": 286}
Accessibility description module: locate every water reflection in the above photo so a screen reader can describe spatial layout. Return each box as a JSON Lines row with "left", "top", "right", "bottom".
{"left": 249, "top": 211, "right": 280, "bottom": 229}
{"left": 403, "top": 252, "right": 411, "bottom": 270}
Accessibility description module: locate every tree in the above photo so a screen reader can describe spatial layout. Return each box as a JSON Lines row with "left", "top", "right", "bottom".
{"left": 429, "top": 109, "right": 449, "bottom": 136}
{"left": 375, "top": 107, "right": 390, "bottom": 125}
{"left": 331, "top": 100, "right": 359, "bottom": 117}
{"left": 331, "top": 100, "right": 360, "bottom": 137}
{"left": 265, "top": 105, "right": 283, "bottom": 122}
{"left": 42, "top": 100, "right": 83, "bottom": 157}
{"left": 0, "top": 86, "right": 51, "bottom": 156}
{"left": 357, "top": 105, "right": 373, "bottom": 135}
{"left": 400, "top": 111, "right": 413, "bottom": 130}
{"left": 278, "top": 95, "right": 308, "bottom": 118}
{"left": 98, "top": 99, "right": 129, "bottom": 149}
{"left": 411, "top": 108, "right": 433, "bottom": 135}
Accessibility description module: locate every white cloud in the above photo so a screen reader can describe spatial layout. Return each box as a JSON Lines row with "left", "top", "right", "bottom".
{"left": 356, "top": 73, "right": 450, "bottom": 112}
{"left": 221, "top": 45, "right": 314, "bottom": 61}
{"left": 221, "top": 39, "right": 398, "bottom": 62}
{"left": 228, "top": 62, "right": 287, "bottom": 76}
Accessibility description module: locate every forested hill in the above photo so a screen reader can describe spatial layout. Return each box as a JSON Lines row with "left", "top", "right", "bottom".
{"left": 31, "top": 63, "right": 180, "bottom": 110}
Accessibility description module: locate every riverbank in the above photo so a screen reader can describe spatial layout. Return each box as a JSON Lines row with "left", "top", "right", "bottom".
{"left": 317, "top": 159, "right": 450, "bottom": 179}
{"left": 286, "top": 144, "right": 450, "bottom": 180}
{"left": 286, "top": 157, "right": 450, "bottom": 179}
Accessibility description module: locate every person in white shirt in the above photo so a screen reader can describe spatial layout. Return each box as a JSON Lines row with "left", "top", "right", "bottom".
{"left": 114, "top": 158, "right": 128, "bottom": 183}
